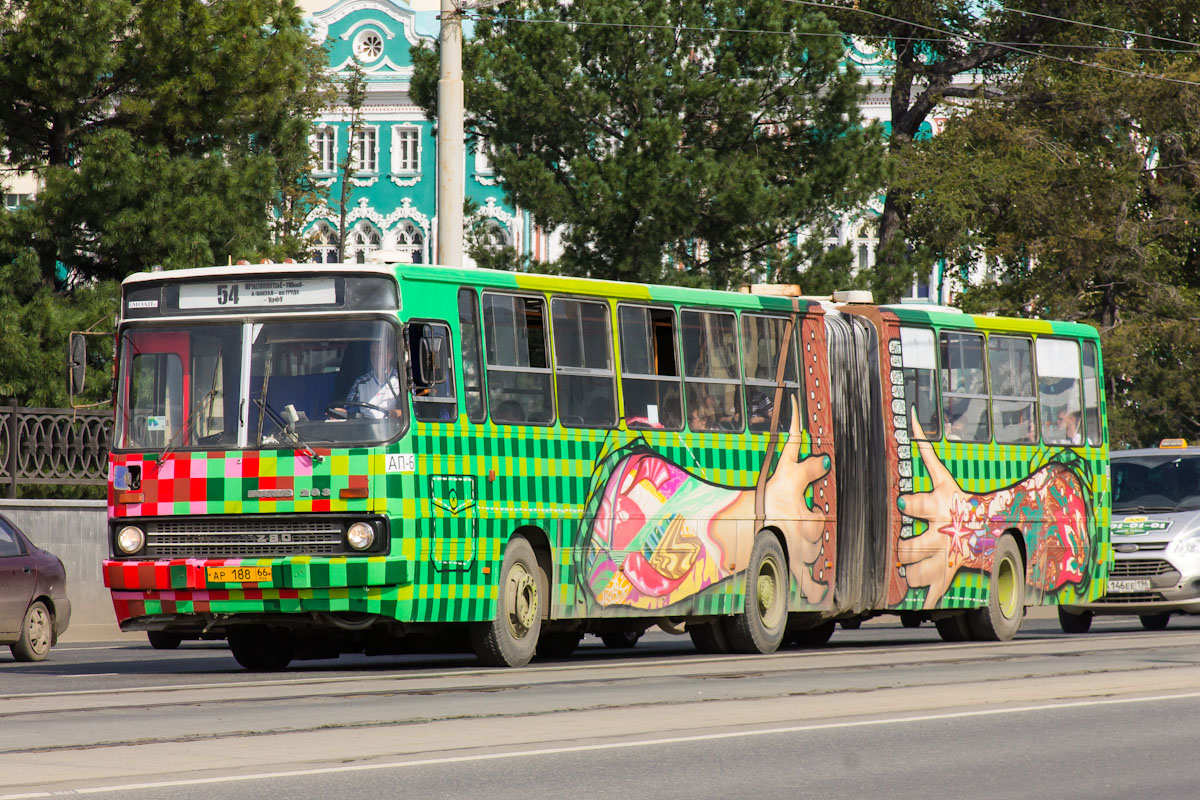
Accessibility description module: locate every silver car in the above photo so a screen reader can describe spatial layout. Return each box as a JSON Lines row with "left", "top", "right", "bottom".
{"left": 1060, "top": 443, "right": 1200, "bottom": 633}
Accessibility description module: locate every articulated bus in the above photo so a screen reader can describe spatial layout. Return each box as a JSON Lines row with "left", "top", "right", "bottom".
{"left": 101, "top": 263, "right": 1110, "bottom": 669}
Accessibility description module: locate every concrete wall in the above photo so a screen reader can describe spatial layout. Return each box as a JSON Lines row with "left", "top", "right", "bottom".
{"left": 0, "top": 499, "right": 121, "bottom": 640}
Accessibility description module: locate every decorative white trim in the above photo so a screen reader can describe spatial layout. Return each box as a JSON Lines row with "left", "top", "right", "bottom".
{"left": 329, "top": 57, "right": 415, "bottom": 80}
{"left": 304, "top": 199, "right": 432, "bottom": 243}
{"left": 349, "top": 175, "right": 379, "bottom": 187}
{"left": 478, "top": 196, "right": 516, "bottom": 228}
{"left": 314, "top": 177, "right": 336, "bottom": 189}
{"left": 315, "top": 0, "right": 423, "bottom": 49}
{"left": 390, "top": 175, "right": 421, "bottom": 187}
{"left": 476, "top": 175, "right": 499, "bottom": 187}
{"left": 343, "top": 20, "right": 396, "bottom": 41}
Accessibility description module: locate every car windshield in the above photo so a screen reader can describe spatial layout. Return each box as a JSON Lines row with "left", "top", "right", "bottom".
{"left": 117, "top": 318, "right": 405, "bottom": 450}
{"left": 1112, "top": 454, "right": 1200, "bottom": 513}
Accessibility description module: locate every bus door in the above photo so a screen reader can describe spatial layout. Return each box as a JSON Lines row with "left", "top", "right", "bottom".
{"left": 409, "top": 320, "right": 476, "bottom": 572}
{"left": 120, "top": 330, "right": 191, "bottom": 450}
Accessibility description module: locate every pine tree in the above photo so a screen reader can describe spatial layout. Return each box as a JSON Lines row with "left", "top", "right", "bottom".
{"left": 0, "top": 0, "right": 332, "bottom": 283}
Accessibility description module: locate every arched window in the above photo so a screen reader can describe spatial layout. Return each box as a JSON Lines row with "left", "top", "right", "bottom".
{"left": 309, "top": 221, "right": 338, "bottom": 264}
{"left": 394, "top": 221, "right": 425, "bottom": 264}
{"left": 480, "top": 220, "right": 512, "bottom": 249}
{"left": 347, "top": 221, "right": 381, "bottom": 263}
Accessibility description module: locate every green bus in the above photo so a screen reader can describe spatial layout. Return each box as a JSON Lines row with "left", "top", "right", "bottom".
{"left": 101, "top": 263, "right": 1110, "bottom": 668}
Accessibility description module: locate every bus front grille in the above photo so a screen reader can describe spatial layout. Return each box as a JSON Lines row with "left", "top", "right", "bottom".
{"left": 145, "top": 519, "right": 344, "bottom": 558}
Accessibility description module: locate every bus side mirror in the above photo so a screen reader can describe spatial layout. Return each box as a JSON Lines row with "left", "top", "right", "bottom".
{"left": 416, "top": 325, "right": 447, "bottom": 387}
{"left": 68, "top": 332, "right": 87, "bottom": 398}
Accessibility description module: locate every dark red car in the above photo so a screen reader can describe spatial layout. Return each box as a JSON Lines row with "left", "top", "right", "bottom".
{"left": 0, "top": 514, "right": 70, "bottom": 661}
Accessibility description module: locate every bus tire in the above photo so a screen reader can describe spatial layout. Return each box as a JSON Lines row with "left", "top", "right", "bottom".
{"left": 790, "top": 620, "right": 836, "bottom": 647}
{"left": 967, "top": 534, "right": 1025, "bottom": 641}
{"left": 1057, "top": 606, "right": 1092, "bottom": 634}
{"left": 688, "top": 621, "right": 731, "bottom": 654}
{"left": 934, "top": 613, "right": 972, "bottom": 642}
{"left": 228, "top": 626, "right": 294, "bottom": 671}
{"left": 1139, "top": 612, "right": 1170, "bottom": 631}
{"left": 148, "top": 631, "right": 183, "bottom": 650}
{"left": 724, "top": 534, "right": 788, "bottom": 654}
{"left": 600, "top": 630, "right": 642, "bottom": 649}
{"left": 471, "top": 536, "right": 542, "bottom": 667}
{"left": 537, "top": 631, "right": 582, "bottom": 659}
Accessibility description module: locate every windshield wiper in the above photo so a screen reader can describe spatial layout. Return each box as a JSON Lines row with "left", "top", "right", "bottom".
{"left": 252, "top": 397, "right": 323, "bottom": 463}
{"left": 1117, "top": 505, "right": 1175, "bottom": 513}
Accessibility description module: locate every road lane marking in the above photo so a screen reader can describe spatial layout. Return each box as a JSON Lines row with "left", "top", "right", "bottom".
{"left": 4, "top": 688, "right": 1200, "bottom": 798}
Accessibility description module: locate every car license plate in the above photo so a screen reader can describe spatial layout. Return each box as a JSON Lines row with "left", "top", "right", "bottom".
{"left": 206, "top": 565, "right": 272, "bottom": 583}
{"left": 1107, "top": 578, "right": 1151, "bottom": 593}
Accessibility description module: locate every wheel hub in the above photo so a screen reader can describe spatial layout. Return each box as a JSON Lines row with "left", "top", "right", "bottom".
{"left": 506, "top": 566, "right": 538, "bottom": 636}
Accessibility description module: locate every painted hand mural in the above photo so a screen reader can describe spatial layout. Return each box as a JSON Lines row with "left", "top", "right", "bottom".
{"left": 582, "top": 396, "right": 832, "bottom": 611}
{"left": 898, "top": 415, "right": 1092, "bottom": 609}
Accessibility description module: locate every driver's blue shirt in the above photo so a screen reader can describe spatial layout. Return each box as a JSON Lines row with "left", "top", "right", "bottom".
{"left": 345, "top": 367, "right": 400, "bottom": 418}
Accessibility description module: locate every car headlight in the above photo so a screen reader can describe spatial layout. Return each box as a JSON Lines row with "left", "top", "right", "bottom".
{"left": 1170, "top": 530, "right": 1200, "bottom": 557}
{"left": 346, "top": 521, "right": 376, "bottom": 551}
{"left": 116, "top": 525, "right": 145, "bottom": 555}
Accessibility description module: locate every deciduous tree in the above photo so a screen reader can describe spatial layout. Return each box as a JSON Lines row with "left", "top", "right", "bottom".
{"left": 412, "top": 0, "right": 885, "bottom": 288}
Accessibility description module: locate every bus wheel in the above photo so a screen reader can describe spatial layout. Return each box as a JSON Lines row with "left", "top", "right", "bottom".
{"left": 537, "top": 631, "right": 582, "bottom": 659}
{"left": 900, "top": 612, "right": 922, "bottom": 629}
{"left": 148, "top": 631, "right": 183, "bottom": 650}
{"left": 1058, "top": 606, "right": 1092, "bottom": 634}
{"left": 791, "top": 620, "right": 836, "bottom": 647}
{"left": 471, "top": 536, "right": 541, "bottom": 667}
{"left": 967, "top": 534, "right": 1025, "bottom": 641}
{"left": 725, "top": 534, "right": 788, "bottom": 654}
{"left": 688, "top": 621, "right": 731, "bottom": 654}
{"left": 1140, "top": 612, "right": 1170, "bottom": 631}
{"left": 228, "top": 626, "right": 294, "bottom": 671}
{"left": 600, "top": 630, "right": 642, "bottom": 649}
{"left": 934, "top": 613, "right": 972, "bottom": 642}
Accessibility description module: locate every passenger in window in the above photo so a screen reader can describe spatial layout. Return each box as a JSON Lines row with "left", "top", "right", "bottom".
{"left": 748, "top": 390, "right": 774, "bottom": 430}
{"left": 1059, "top": 408, "right": 1082, "bottom": 445}
{"left": 333, "top": 340, "right": 400, "bottom": 419}
{"left": 688, "top": 391, "right": 718, "bottom": 431}
{"left": 493, "top": 400, "right": 524, "bottom": 424}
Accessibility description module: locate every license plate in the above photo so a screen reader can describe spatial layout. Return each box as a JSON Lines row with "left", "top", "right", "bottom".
{"left": 206, "top": 565, "right": 273, "bottom": 583}
{"left": 1107, "top": 578, "right": 1151, "bottom": 594}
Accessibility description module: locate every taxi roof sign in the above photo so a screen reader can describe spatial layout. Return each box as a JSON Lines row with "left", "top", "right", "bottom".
{"left": 1159, "top": 438, "right": 1188, "bottom": 448}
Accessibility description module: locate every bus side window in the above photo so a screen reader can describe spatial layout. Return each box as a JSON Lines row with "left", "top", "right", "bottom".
{"left": 940, "top": 330, "right": 990, "bottom": 443}
{"left": 457, "top": 288, "right": 487, "bottom": 423}
{"left": 681, "top": 309, "right": 743, "bottom": 432}
{"left": 482, "top": 293, "right": 555, "bottom": 425}
{"left": 1036, "top": 337, "right": 1083, "bottom": 445}
{"left": 740, "top": 313, "right": 801, "bottom": 432}
{"left": 900, "top": 327, "right": 938, "bottom": 439}
{"left": 988, "top": 335, "right": 1037, "bottom": 444}
{"left": 617, "top": 305, "right": 682, "bottom": 429}
{"left": 552, "top": 297, "right": 616, "bottom": 428}
{"left": 1082, "top": 341, "right": 1103, "bottom": 446}
{"left": 409, "top": 321, "right": 457, "bottom": 422}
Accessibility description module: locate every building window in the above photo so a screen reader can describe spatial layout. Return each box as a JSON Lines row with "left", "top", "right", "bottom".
{"left": 3, "top": 193, "right": 31, "bottom": 211}
{"left": 391, "top": 126, "right": 420, "bottom": 174}
{"left": 312, "top": 127, "right": 335, "bottom": 174}
{"left": 354, "top": 30, "right": 384, "bottom": 62}
{"left": 309, "top": 221, "right": 338, "bottom": 264}
{"left": 475, "top": 141, "right": 494, "bottom": 175}
{"left": 352, "top": 127, "right": 377, "bottom": 173}
{"left": 347, "top": 221, "right": 381, "bottom": 263}
{"left": 394, "top": 221, "right": 424, "bottom": 264}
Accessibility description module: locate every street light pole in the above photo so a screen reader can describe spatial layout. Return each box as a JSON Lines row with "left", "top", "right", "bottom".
{"left": 436, "top": 0, "right": 465, "bottom": 267}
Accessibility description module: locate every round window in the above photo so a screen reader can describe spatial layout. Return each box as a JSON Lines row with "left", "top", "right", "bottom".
{"left": 354, "top": 30, "right": 384, "bottom": 62}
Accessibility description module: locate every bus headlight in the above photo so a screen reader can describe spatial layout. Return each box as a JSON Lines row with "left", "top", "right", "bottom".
{"left": 346, "top": 521, "right": 376, "bottom": 551}
{"left": 116, "top": 525, "right": 146, "bottom": 555}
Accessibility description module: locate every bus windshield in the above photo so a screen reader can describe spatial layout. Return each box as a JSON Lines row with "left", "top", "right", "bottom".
{"left": 117, "top": 318, "right": 405, "bottom": 450}
{"left": 1112, "top": 454, "right": 1200, "bottom": 513}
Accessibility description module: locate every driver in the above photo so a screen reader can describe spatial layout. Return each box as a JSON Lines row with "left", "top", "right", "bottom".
{"left": 337, "top": 339, "right": 400, "bottom": 419}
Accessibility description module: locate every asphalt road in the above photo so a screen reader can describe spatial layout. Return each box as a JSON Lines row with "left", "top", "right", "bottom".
{"left": 4, "top": 613, "right": 1199, "bottom": 799}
